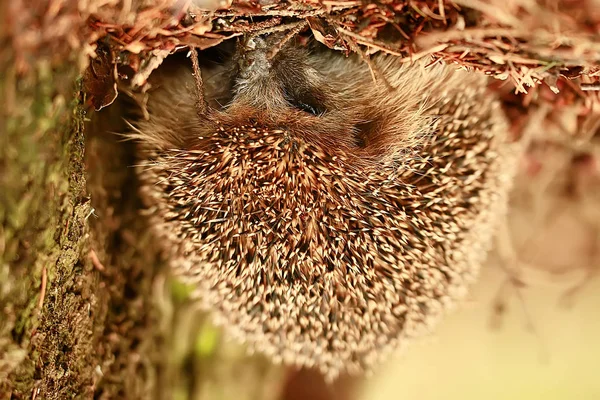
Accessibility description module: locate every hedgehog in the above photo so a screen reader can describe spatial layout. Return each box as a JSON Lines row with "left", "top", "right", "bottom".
{"left": 130, "top": 33, "right": 520, "bottom": 380}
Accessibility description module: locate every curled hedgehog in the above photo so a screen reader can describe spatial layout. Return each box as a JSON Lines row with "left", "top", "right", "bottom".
{"left": 130, "top": 33, "right": 519, "bottom": 380}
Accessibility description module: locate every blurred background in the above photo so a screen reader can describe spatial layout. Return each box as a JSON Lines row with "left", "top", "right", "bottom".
{"left": 361, "top": 261, "right": 600, "bottom": 400}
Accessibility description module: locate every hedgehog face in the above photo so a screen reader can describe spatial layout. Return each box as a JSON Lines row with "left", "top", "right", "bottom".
{"left": 133, "top": 36, "right": 518, "bottom": 379}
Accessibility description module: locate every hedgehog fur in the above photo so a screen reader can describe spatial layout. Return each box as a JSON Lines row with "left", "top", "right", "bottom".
{"left": 131, "top": 35, "right": 519, "bottom": 380}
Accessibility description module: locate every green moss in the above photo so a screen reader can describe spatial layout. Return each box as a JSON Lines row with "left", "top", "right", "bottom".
{"left": 0, "top": 49, "right": 100, "bottom": 397}
{"left": 171, "top": 279, "right": 196, "bottom": 303}
{"left": 195, "top": 322, "right": 220, "bottom": 359}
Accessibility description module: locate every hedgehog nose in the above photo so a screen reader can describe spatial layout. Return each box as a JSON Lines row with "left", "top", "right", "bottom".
{"left": 238, "top": 52, "right": 271, "bottom": 80}
{"left": 238, "top": 37, "right": 271, "bottom": 79}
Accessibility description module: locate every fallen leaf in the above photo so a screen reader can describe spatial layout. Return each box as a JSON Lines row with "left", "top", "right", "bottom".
{"left": 83, "top": 47, "right": 118, "bottom": 111}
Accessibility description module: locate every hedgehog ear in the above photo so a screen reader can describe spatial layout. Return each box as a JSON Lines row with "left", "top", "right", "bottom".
{"left": 353, "top": 119, "right": 380, "bottom": 149}
{"left": 353, "top": 108, "right": 434, "bottom": 163}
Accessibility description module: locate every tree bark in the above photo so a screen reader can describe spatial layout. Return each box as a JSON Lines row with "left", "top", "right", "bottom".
{"left": 0, "top": 32, "right": 97, "bottom": 399}
{"left": 0, "top": 7, "right": 283, "bottom": 400}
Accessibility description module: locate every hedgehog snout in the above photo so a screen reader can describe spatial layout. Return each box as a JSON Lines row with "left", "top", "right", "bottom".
{"left": 232, "top": 37, "right": 330, "bottom": 116}
{"left": 237, "top": 37, "right": 271, "bottom": 81}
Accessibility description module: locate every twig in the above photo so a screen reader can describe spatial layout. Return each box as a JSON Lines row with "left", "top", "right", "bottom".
{"left": 321, "top": 0, "right": 361, "bottom": 7}
{"left": 189, "top": 47, "right": 209, "bottom": 117}
{"left": 438, "top": 0, "right": 446, "bottom": 22}
{"left": 345, "top": 38, "right": 394, "bottom": 90}
{"left": 581, "top": 83, "right": 600, "bottom": 91}
{"left": 349, "top": 40, "right": 378, "bottom": 84}
{"left": 89, "top": 249, "right": 106, "bottom": 272}
{"left": 253, "top": 20, "right": 307, "bottom": 39}
{"left": 267, "top": 20, "right": 308, "bottom": 60}
{"left": 213, "top": 8, "right": 333, "bottom": 19}
{"left": 336, "top": 27, "right": 403, "bottom": 56}
{"left": 37, "top": 266, "right": 47, "bottom": 311}
{"left": 131, "top": 49, "right": 171, "bottom": 88}
{"left": 399, "top": 44, "right": 448, "bottom": 63}
{"left": 417, "top": 27, "right": 523, "bottom": 48}
{"left": 225, "top": 17, "right": 282, "bottom": 33}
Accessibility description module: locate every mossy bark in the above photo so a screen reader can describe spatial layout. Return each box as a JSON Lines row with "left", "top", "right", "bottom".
{"left": 0, "top": 20, "right": 282, "bottom": 400}
{"left": 0, "top": 45, "right": 98, "bottom": 398}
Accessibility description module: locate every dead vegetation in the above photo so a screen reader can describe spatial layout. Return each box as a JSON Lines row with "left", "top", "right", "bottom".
{"left": 1, "top": 0, "right": 599, "bottom": 399}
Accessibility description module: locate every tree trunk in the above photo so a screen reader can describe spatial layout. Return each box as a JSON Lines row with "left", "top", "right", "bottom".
{"left": 0, "top": 7, "right": 284, "bottom": 400}
{"left": 0, "top": 18, "right": 97, "bottom": 396}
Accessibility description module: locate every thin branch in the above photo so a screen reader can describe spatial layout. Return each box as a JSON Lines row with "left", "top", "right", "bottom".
{"left": 90, "top": 249, "right": 106, "bottom": 272}
{"left": 336, "top": 27, "right": 403, "bottom": 57}
{"left": 190, "top": 47, "right": 209, "bottom": 117}
{"left": 37, "top": 266, "right": 47, "bottom": 311}
{"left": 267, "top": 20, "right": 309, "bottom": 60}
{"left": 581, "top": 82, "right": 600, "bottom": 91}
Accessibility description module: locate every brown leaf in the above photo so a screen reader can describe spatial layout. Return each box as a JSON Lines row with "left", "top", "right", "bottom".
{"left": 83, "top": 47, "right": 118, "bottom": 111}
{"left": 185, "top": 34, "right": 227, "bottom": 50}
{"left": 307, "top": 17, "right": 342, "bottom": 50}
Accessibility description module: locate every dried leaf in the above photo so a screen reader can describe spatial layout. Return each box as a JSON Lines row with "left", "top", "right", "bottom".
{"left": 131, "top": 49, "right": 172, "bottom": 88}
{"left": 185, "top": 35, "right": 227, "bottom": 50}
{"left": 307, "top": 17, "right": 341, "bottom": 50}
{"left": 83, "top": 48, "right": 118, "bottom": 111}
